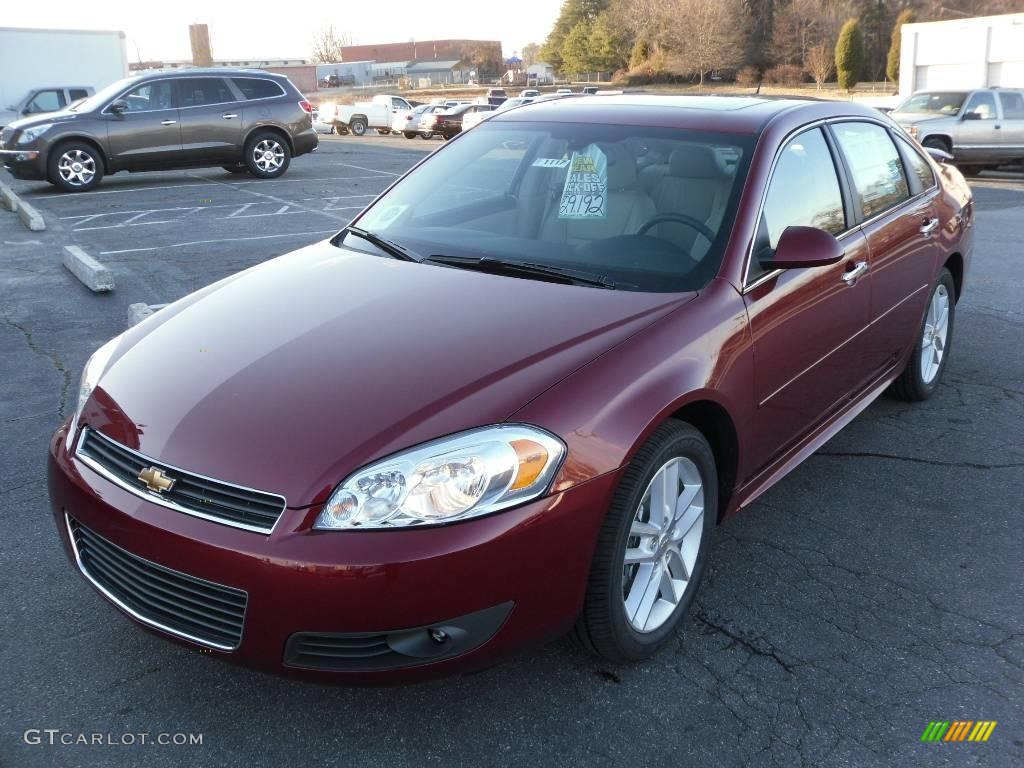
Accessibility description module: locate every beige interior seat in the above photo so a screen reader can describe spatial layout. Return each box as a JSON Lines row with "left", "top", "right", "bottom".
{"left": 540, "top": 143, "right": 656, "bottom": 247}
{"left": 651, "top": 145, "right": 732, "bottom": 260}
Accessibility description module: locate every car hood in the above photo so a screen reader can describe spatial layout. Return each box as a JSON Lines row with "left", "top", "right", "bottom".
{"left": 7, "top": 110, "right": 79, "bottom": 131}
{"left": 86, "top": 240, "right": 694, "bottom": 507}
{"left": 889, "top": 112, "right": 950, "bottom": 127}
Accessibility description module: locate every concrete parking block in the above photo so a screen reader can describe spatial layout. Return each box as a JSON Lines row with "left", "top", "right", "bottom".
{"left": 62, "top": 245, "right": 114, "bottom": 292}
{"left": 0, "top": 181, "right": 18, "bottom": 212}
{"left": 17, "top": 198, "right": 46, "bottom": 231}
{"left": 128, "top": 302, "right": 168, "bottom": 325}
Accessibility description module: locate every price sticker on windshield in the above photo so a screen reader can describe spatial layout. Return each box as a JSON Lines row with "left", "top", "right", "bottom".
{"left": 558, "top": 145, "right": 607, "bottom": 220}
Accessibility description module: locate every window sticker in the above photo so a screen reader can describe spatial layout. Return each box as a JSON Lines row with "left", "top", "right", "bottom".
{"left": 532, "top": 157, "right": 570, "bottom": 168}
{"left": 558, "top": 145, "right": 607, "bottom": 220}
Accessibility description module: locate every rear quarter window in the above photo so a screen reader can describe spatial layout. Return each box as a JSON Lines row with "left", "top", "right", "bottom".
{"left": 831, "top": 122, "right": 911, "bottom": 219}
{"left": 231, "top": 78, "right": 286, "bottom": 100}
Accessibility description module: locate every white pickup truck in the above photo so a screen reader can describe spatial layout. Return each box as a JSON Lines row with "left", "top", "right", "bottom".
{"left": 333, "top": 94, "right": 415, "bottom": 136}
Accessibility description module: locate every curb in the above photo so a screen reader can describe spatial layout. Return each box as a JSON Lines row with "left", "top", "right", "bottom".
{"left": 128, "top": 302, "right": 168, "bottom": 326}
{"left": 0, "top": 180, "right": 45, "bottom": 230}
{"left": 63, "top": 245, "right": 114, "bottom": 292}
{"left": 0, "top": 181, "right": 18, "bottom": 212}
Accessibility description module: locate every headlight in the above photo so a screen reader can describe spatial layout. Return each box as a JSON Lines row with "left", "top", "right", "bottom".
{"left": 18, "top": 123, "right": 53, "bottom": 144}
{"left": 65, "top": 335, "right": 122, "bottom": 452}
{"left": 314, "top": 425, "right": 565, "bottom": 530}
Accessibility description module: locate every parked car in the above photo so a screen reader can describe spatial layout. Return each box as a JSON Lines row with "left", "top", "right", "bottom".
{"left": 1, "top": 86, "right": 95, "bottom": 128}
{"left": 461, "top": 97, "right": 533, "bottom": 130}
{"left": 311, "top": 109, "right": 335, "bottom": 135}
{"left": 427, "top": 103, "right": 495, "bottom": 140}
{"left": 416, "top": 105, "right": 449, "bottom": 138}
{"left": 334, "top": 94, "right": 414, "bottom": 136}
{"left": 393, "top": 103, "right": 436, "bottom": 138}
{"left": 556, "top": 87, "right": 573, "bottom": 95}
{"left": 521, "top": 89, "right": 540, "bottom": 98}
{"left": 891, "top": 87, "right": 1024, "bottom": 174}
{"left": 0, "top": 69, "right": 317, "bottom": 192}
{"left": 581, "top": 86, "right": 599, "bottom": 95}
{"left": 486, "top": 88, "right": 508, "bottom": 107}
{"left": 49, "top": 96, "right": 972, "bottom": 682}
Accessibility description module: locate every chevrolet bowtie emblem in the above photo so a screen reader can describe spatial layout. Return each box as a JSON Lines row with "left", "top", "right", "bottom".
{"left": 138, "top": 466, "right": 175, "bottom": 493}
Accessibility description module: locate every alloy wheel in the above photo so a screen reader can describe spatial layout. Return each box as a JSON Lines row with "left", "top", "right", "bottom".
{"left": 57, "top": 149, "right": 96, "bottom": 187}
{"left": 622, "top": 457, "right": 704, "bottom": 633}
{"left": 252, "top": 139, "right": 285, "bottom": 172}
{"left": 921, "top": 283, "right": 950, "bottom": 384}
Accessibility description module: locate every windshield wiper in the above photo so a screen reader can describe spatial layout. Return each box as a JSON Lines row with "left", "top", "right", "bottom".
{"left": 426, "top": 255, "right": 618, "bottom": 289}
{"left": 344, "top": 226, "right": 422, "bottom": 262}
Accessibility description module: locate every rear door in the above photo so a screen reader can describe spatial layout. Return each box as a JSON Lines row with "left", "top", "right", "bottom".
{"left": 829, "top": 120, "right": 941, "bottom": 373}
{"left": 996, "top": 90, "right": 1024, "bottom": 160}
{"left": 105, "top": 79, "right": 182, "bottom": 170}
{"left": 175, "top": 76, "right": 244, "bottom": 163}
{"left": 743, "top": 126, "right": 873, "bottom": 469}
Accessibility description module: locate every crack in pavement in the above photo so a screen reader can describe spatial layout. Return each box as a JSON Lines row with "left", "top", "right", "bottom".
{"left": 813, "top": 451, "right": 1024, "bottom": 470}
{"left": 1, "top": 315, "right": 71, "bottom": 420}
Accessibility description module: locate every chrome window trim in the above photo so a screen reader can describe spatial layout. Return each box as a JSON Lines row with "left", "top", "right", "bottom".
{"left": 74, "top": 427, "right": 286, "bottom": 535}
{"left": 101, "top": 76, "right": 256, "bottom": 115}
{"left": 64, "top": 512, "right": 246, "bottom": 651}
{"left": 228, "top": 76, "right": 287, "bottom": 101}
{"left": 742, "top": 115, "right": 937, "bottom": 293}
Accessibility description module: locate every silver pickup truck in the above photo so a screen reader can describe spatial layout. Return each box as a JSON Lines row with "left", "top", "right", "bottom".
{"left": 1, "top": 86, "right": 94, "bottom": 128}
{"left": 891, "top": 87, "right": 1024, "bottom": 175}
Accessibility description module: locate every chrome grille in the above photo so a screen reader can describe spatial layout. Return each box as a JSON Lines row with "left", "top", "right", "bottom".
{"left": 75, "top": 428, "right": 286, "bottom": 533}
{"left": 67, "top": 516, "right": 247, "bottom": 650}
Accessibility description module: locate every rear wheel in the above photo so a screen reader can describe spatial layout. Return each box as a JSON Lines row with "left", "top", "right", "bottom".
{"left": 958, "top": 165, "right": 984, "bottom": 177}
{"left": 420, "top": 131, "right": 434, "bottom": 139}
{"left": 349, "top": 118, "right": 367, "bottom": 136}
{"left": 48, "top": 141, "right": 104, "bottom": 192}
{"left": 376, "top": 128, "right": 391, "bottom": 136}
{"left": 573, "top": 420, "right": 715, "bottom": 662}
{"left": 243, "top": 131, "right": 291, "bottom": 179}
{"left": 891, "top": 268, "right": 956, "bottom": 401}
{"left": 403, "top": 131, "right": 417, "bottom": 139}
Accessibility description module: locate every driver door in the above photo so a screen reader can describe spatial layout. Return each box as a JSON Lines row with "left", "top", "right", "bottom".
{"left": 106, "top": 79, "right": 182, "bottom": 171}
{"left": 742, "top": 126, "right": 873, "bottom": 471}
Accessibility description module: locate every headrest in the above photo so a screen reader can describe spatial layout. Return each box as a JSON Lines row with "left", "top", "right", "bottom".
{"left": 599, "top": 143, "right": 637, "bottom": 190}
{"left": 669, "top": 145, "right": 721, "bottom": 179}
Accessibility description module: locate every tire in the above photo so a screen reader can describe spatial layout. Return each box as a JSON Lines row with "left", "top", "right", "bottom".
{"left": 337, "top": 126, "right": 349, "bottom": 135}
{"left": 349, "top": 118, "right": 367, "bottom": 136}
{"left": 403, "top": 131, "right": 417, "bottom": 139}
{"left": 922, "top": 137, "right": 951, "bottom": 154}
{"left": 573, "top": 420, "right": 716, "bottom": 662}
{"left": 47, "top": 141, "right": 104, "bottom": 192}
{"left": 891, "top": 268, "right": 956, "bottom": 402}
{"left": 243, "top": 131, "right": 291, "bottom": 179}
{"left": 376, "top": 128, "right": 391, "bottom": 136}
{"left": 221, "top": 164, "right": 247, "bottom": 174}
{"left": 420, "top": 132, "right": 434, "bottom": 140}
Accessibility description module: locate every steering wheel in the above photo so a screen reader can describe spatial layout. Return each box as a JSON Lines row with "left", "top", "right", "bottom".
{"left": 637, "top": 213, "right": 715, "bottom": 245}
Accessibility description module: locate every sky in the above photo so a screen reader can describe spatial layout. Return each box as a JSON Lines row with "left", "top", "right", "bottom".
{"left": 3, "top": 1, "right": 560, "bottom": 63}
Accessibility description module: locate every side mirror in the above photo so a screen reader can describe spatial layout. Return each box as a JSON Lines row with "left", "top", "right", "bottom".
{"left": 962, "top": 110, "right": 981, "bottom": 121}
{"left": 762, "top": 226, "right": 844, "bottom": 270}
{"left": 109, "top": 100, "right": 128, "bottom": 115}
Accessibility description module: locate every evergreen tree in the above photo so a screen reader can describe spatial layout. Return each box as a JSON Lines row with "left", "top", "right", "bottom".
{"left": 629, "top": 38, "right": 651, "bottom": 70}
{"left": 835, "top": 18, "right": 864, "bottom": 91}
{"left": 886, "top": 8, "right": 915, "bottom": 84}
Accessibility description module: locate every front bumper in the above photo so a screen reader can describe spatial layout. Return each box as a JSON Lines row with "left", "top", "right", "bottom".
{"left": 48, "top": 424, "right": 619, "bottom": 683}
{"left": 0, "top": 148, "right": 46, "bottom": 179}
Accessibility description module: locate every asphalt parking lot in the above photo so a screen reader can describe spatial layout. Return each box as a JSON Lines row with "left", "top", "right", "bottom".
{"left": 1, "top": 137, "right": 1021, "bottom": 768}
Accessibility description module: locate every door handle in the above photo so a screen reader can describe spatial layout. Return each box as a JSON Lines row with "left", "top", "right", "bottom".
{"left": 222, "top": 113, "right": 238, "bottom": 119}
{"left": 920, "top": 217, "right": 939, "bottom": 236}
{"left": 160, "top": 119, "right": 177, "bottom": 126}
{"left": 842, "top": 261, "right": 869, "bottom": 285}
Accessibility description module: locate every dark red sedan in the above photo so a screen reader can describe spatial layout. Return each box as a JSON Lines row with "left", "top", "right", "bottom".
{"left": 48, "top": 96, "right": 973, "bottom": 682}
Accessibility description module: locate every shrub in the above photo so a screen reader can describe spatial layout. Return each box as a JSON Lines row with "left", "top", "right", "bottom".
{"left": 763, "top": 64, "right": 805, "bottom": 86}
{"left": 835, "top": 18, "right": 864, "bottom": 92}
{"left": 887, "top": 9, "right": 915, "bottom": 84}
{"left": 735, "top": 65, "right": 761, "bottom": 87}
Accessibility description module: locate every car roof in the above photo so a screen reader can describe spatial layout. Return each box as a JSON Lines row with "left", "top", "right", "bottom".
{"left": 489, "top": 94, "right": 884, "bottom": 135}
{"left": 133, "top": 68, "right": 288, "bottom": 81}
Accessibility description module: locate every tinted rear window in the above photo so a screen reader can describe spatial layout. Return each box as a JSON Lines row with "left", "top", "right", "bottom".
{"left": 231, "top": 78, "right": 285, "bottom": 100}
{"left": 179, "top": 78, "right": 235, "bottom": 107}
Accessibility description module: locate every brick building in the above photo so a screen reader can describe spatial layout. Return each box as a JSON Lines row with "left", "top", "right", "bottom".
{"left": 341, "top": 39, "right": 501, "bottom": 68}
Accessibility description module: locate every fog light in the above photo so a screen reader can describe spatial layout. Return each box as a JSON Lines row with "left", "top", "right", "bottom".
{"left": 429, "top": 628, "right": 448, "bottom": 644}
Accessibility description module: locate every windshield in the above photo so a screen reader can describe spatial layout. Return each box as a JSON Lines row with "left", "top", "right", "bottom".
{"left": 70, "top": 76, "right": 142, "bottom": 112}
{"left": 895, "top": 92, "right": 967, "bottom": 115}
{"left": 346, "top": 120, "right": 753, "bottom": 292}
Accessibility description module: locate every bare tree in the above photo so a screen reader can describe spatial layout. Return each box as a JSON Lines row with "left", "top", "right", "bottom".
{"left": 669, "top": 0, "right": 745, "bottom": 86}
{"left": 805, "top": 43, "right": 834, "bottom": 89}
{"left": 311, "top": 25, "right": 352, "bottom": 64}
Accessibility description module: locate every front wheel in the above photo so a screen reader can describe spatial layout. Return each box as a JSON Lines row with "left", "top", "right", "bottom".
{"left": 48, "top": 142, "right": 104, "bottom": 192}
{"left": 573, "top": 420, "right": 715, "bottom": 662}
{"left": 403, "top": 131, "right": 417, "bottom": 139}
{"left": 891, "top": 268, "right": 956, "bottom": 401}
{"left": 349, "top": 118, "right": 367, "bottom": 136}
{"left": 243, "top": 132, "right": 291, "bottom": 179}
{"left": 420, "top": 131, "right": 434, "bottom": 140}
{"left": 376, "top": 128, "right": 391, "bottom": 136}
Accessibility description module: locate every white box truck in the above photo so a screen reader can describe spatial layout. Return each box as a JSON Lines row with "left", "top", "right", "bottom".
{"left": 0, "top": 27, "right": 129, "bottom": 127}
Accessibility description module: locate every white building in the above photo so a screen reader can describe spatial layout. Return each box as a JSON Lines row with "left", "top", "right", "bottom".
{"left": 898, "top": 13, "right": 1024, "bottom": 97}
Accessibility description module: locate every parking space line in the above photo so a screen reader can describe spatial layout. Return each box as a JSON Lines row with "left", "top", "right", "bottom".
{"left": 335, "top": 162, "right": 400, "bottom": 176}
{"left": 25, "top": 175, "right": 393, "bottom": 200}
{"left": 99, "top": 229, "right": 340, "bottom": 255}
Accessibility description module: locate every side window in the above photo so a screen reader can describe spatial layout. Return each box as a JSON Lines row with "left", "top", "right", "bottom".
{"left": 25, "top": 90, "right": 66, "bottom": 114}
{"left": 832, "top": 122, "right": 911, "bottom": 219}
{"left": 896, "top": 136, "right": 936, "bottom": 191}
{"left": 120, "top": 81, "right": 176, "bottom": 112}
{"left": 751, "top": 128, "right": 845, "bottom": 281}
{"left": 230, "top": 78, "right": 284, "bottom": 100}
{"left": 998, "top": 91, "right": 1024, "bottom": 119}
{"left": 178, "top": 78, "right": 235, "bottom": 108}
{"left": 963, "top": 91, "right": 997, "bottom": 120}
{"left": 69, "top": 89, "right": 90, "bottom": 101}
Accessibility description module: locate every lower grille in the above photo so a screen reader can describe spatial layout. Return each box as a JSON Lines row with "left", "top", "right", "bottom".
{"left": 67, "top": 516, "right": 247, "bottom": 650}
